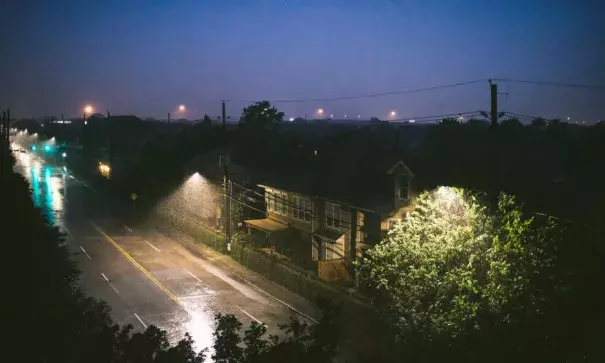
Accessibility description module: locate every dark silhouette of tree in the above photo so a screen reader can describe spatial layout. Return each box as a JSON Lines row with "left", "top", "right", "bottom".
{"left": 202, "top": 114, "right": 212, "bottom": 125}
{"left": 238, "top": 101, "right": 284, "bottom": 129}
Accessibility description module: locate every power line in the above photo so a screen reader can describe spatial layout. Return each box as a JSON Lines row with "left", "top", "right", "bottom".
{"left": 227, "top": 79, "right": 490, "bottom": 104}
{"left": 492, "top": 78, "right": 605, "bottom": 90}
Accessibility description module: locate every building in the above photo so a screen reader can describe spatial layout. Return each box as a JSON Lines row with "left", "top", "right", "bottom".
{"left": 242, "top": 151, "right": 416, "bottom": 281}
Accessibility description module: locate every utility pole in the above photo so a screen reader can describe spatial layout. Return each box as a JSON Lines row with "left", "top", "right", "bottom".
{"left": 488, "top": 79, "right": 499, "bottom": 210}
{"left": 490, "top": 79, "right": 498, "bottom": 128}
{"left": 221, "top": 100, "right": 231, "bottom": 252}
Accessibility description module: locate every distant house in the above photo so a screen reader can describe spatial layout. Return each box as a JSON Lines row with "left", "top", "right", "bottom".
{"left": 242, "top": 151, "right": 416, "bottom": 281}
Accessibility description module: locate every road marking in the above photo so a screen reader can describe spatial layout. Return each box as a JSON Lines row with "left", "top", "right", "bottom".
{"left": 236, "top": 306, "right": 264, "bottom": 325}
{"left": 134, "top": 313, "right": 147, "bottom": 329}
{"left": 92, "top": 222, "right": 180, "bottom": 303}
{"left": 183, "top": 268, "right": 204, "bottom": 284}
{"left": 101, "top": 273, "right": 120, "bottom": 294}
{"left": 178, "top": 294, "right": 210, "bottom": 300}
{"left": 79, "top": 246, "right": 92, "bottom": 260}
{"left": 62, "top": 226, "right": 71, "bottom": 235}
{"left": 145, "top": 240, "right": 161, "bottom": 252}
{"left": 124, "top": 225, "right": 133, "bottom": 232}
{"left": 232, "top": 272, "right": 318, "bottom": 323}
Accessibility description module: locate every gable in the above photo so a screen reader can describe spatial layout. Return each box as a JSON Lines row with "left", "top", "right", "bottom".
{"left": 386, "top": 160, "right": 414, "bottom": 177}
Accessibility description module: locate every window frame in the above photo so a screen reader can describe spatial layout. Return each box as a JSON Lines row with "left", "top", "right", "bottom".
{"left": 398, "top": 175, "right": 409, "bottom": 200}
{"left": 292, "top": 195, "right": 312, "bottom": 222}
{"left": 325, "top": 202, "right": 341, "bottom": 229}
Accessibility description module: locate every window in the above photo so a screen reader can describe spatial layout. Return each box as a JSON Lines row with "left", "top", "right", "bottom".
{"left": 266, "top": 190, "right": 288, "bottom": 215}
{"left": 398, "top": 176, "right": 409, "bottom": 200}
{"left": 325, "top": 202, "right": 341, "bottom": 229}
{"left": 293, "top": 196, "right": 312, "bottom": 221}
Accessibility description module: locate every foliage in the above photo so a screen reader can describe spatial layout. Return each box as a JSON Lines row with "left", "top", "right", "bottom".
{"left": 357, "top": 187, "right": 562, "bottom": 334}
{"left": 238, "top": 101, "right": 284, "bottom": 129}
{"left": 357, "top": 186, "right": 604, "bottom": 361}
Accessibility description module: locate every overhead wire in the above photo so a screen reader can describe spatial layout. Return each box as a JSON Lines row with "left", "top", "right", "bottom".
{"left": 227, "top": 79, "right": 490, "bottom": 104}
{"left": 492, "top": 78, "right": 605, "bottom": 90}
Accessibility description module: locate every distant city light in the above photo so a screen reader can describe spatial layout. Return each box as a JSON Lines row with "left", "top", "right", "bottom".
{"left": 84, "top": 120, "right": 88, "bottom": 125}
{"left": 344, "top": 114, "right": 348, "bottom": 118}
{"left": 62, "top": 152, "right": 67, "bottom": 158}
{"left": 317, "top": 108, "right": 324, "bottom": 115}
{"left": 409, "top": 119, "right": 416, "bottom": 123}
{"left": 330, "top": 114, "right": 333, "bottom": 118}
{"left": 178, "top": 104, "right": 186, "bottom": 112}
{"left": 289, "top": 117, "right": 294, "bottom": 122}
{"left": 357, "top": 114, "right": 361, "bottom": 119}
{"left": 390, "top": 110, "right": 397, "bottom": 117}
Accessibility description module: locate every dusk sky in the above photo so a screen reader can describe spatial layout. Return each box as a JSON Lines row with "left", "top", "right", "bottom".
{"left": 3, "top": 0, "right": 604, "bottom": 122}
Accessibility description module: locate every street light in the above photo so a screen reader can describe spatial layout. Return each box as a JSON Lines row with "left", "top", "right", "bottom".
{"left": 178, "top": 104, "right": 186, "bottom": 112}
{"left": 84, "top": 105, "right": 93, "bottom": 115}
{"left": 317, "top": 108, "right": 324, "bottom": 116}
{"left": 390, "top": 110, "right": 397, "bottom": 117}
{"left": 62, "top": 152, "right": 67, "bottom": 158}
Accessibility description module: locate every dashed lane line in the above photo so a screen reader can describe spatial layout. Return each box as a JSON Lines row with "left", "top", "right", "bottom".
{"left": 79, "top": 245, "right": 92, "bottom": 260}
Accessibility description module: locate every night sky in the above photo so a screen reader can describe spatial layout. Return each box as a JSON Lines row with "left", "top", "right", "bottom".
{"left": 2, "top": 0, "right": 604, "bottom": 122}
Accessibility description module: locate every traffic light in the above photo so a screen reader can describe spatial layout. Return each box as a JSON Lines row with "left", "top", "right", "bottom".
{"left": 44, "top": 144, "right": 52, "bottom": 152}
{"left": 31, "top": 145, "right": 37, "bottom": 151}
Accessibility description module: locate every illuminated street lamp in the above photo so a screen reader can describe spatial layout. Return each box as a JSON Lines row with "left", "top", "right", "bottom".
{"left": 178, "top": 104, "right": 186, "bottom": 112}
{"left": 390, "top": 110, "right": 397, "bottom": 117}
{"left": 62, "top": 152, "right": 67, "bottom": 158}
{"left": 316, "top": 108, "right": 324, "bottom": 116}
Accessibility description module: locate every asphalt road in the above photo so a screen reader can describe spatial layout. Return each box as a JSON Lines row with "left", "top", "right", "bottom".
{"left": 11, "top": 142, "right": 319, "bottom": 354}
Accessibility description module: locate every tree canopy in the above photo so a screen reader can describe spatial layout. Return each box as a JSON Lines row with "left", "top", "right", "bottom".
{"left": 239, "top": 101, "right": 284, "bottom": 129}
{"left": 356, "top": 186, "right": 602, "bottom": 362}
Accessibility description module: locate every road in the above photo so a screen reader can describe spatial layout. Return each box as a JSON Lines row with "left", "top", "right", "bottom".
{"left": 11, "top": 143, "right": 319, "bottom": 354}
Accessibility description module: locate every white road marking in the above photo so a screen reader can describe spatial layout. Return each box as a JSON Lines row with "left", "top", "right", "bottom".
{"left": 232, "top": 272, "right": 318, "bottom": 323}
{"left": 178, "top": 294, "right": 211, "bottom": 300}
{"left": 145, "top": 240, "right": 161, "bottom": 252}
{"left": 101, "top": 273, "right": 120, "bottom": 294}
{"left": 62, "top": 226, "right": 71, "bottom": 235}
{"left": 236, "top": 306, "right": 264, "bottom": 325}
{"left": 134, "top": 313, "right": 147, "bottom": 329}
{"left": 79, "top": 245, "right": 92, "bottom": 260}
{"left": 183, "top": 268, "right": 203, "bottom": 284}
{"left": 109, "top": 283, "right": 119, "bottom": 294}
{"left": 124, "top": 225, "right": 133, "bottom": 232}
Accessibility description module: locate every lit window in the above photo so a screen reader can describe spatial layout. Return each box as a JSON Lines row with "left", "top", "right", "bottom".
{"left": 293, "top": 196, "right": 312, "bottom": 221}
{"left": 266, "top": 190, "right": 287, "bottom": 215}
{"left": 325, "top": 202, "right": 341, "bottom": 229}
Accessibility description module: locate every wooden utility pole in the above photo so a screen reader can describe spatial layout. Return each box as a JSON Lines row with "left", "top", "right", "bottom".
{"left": 221, "top": 100, "right": 231, "bottom": 252}
{"left": 488, "top": 79, "right": 499, "bottom": 209}
{"left": 490, "top": 79, "right": 498, "bottom": 128}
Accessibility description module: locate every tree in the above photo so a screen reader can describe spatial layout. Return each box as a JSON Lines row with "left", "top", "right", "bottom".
{"left": 357, "top": 188, "right": 560, "bottom": 335}
{"left": 239, "top": 101, "right": 284, "bottom": 129}
{"left": 202, "top": 115, "right": 212, "bottom": 125}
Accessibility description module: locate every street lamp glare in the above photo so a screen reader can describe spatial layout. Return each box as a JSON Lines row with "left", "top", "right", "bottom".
{"left": 317, "top": 108, "right": 324, "bottom": 115}
{"left": 390, "top": 110, "right": 396, "bottom": 117}
{"left": 84, "top": 105, "right": 93, "bottom": 114}
{"left": 178, "top": 104, "right": 186, "bottom": 112}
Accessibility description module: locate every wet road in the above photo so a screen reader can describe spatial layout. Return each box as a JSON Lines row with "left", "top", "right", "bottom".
{"left": 11, "top": 140, "right": 318, "bottom": 354}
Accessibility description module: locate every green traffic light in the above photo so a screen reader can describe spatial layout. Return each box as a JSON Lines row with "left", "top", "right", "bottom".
{"left": 44, "top": 145, "right": 52, "bottom": 152}
{"left": 31, "top": 145, "right": 37, "bottom": 151}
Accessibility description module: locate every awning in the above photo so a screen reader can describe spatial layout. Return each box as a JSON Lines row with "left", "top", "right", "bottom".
{"left": 245, "top": 218, "right": 288, "bottom": 233}
{"left": 313, "top": 227, "right": 344, "bottom": 243}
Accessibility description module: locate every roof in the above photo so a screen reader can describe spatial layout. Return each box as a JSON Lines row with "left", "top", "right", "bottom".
{"left": 248, "top": 149, "right": 411, "bottom": 213}
{"left": 245, "top": 218, "right": 288, "bottom": 233}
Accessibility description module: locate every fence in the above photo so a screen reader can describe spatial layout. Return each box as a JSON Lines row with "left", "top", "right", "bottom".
{"left": 150, "top": 207, "right": 370, "bottom": 308}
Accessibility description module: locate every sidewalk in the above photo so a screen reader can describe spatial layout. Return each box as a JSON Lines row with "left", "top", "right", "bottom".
{"left": 146, "top": 221, "right": 322, "bottom": 323}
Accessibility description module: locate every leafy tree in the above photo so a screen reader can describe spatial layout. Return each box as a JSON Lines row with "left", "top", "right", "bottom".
{"left": 357, "top": 187, "right": 560, "bottom": 336}
{"left": 239, "top": 101, "right": 284, "bottom": 129}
